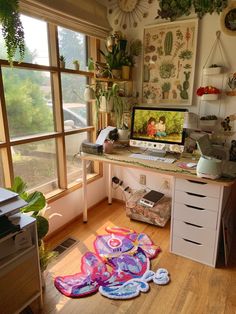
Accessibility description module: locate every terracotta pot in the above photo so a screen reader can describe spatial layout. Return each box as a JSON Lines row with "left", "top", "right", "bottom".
{"left": 112, "top": 69, "right": 121, "bottom": 79}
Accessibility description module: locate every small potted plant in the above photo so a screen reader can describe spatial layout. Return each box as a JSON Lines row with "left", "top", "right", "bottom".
{"left": 203, "top": 64, "right": 223, "bottom": 75}
{"left": 73, "top": 60, "right": 80, "bottom": 70}
{"left": 59, "top": 55, "right": 66, "bottom": 68}
{"left": 226, "top": 72, "right": 236, "bottom": 96}
{"left": 196, "top": 85, "right": 221, "bottom": 100}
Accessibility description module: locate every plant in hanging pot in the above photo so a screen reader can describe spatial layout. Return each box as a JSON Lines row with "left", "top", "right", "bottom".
{"left": 0, "top": 0, "right": 25, "bottom": 65}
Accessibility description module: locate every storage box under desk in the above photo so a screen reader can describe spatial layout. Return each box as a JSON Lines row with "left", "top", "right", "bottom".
{"left": 126, "top": 191, "right": 171, "bottom": 227}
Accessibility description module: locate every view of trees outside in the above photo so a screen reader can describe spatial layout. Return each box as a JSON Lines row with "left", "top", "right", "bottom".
{"left": 0, "top": 16, "right": 92, "bottom": 191}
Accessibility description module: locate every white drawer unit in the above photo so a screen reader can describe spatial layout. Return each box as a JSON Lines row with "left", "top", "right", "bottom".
{"left": 172, "top": 220, "right": 216, "bottom": 247}
{"left": 174, "top": 190, "right": 219, "bottom": 211}
{"left": 171, "top": 178, "right": 230, "bottom": 267}
{"left": 172, "top": 236, "right": 215, "bottom": 266}
{"left": 175, "top": 178, "right": 221, "bottom": 198}
{"left": 174, "top": 203, "right": 218, "bottom": 229}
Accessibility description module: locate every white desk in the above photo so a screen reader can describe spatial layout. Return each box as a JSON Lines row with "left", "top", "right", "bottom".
{"left": 81, "top": 148, "right": 235, "bottom": 267}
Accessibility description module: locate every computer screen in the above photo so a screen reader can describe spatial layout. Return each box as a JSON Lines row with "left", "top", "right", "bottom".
{"left": 130, "top": 107, "right": 187, "bottom": 153}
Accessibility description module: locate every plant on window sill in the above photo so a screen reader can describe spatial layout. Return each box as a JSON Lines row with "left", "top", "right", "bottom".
{"left": 0, "top": 0, "right": 25, "bottom": 66}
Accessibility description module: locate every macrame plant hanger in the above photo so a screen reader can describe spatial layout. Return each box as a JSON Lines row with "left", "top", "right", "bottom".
{"left": 198, "top": 30, "right": 229, "bottom": 127}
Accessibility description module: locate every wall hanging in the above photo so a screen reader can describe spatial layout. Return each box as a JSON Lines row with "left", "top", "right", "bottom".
{"left": 142, "top": 19, "right": 198, "bottom": 106}
{"left": 107, "top": 0, "right": 154, "bottom": 30}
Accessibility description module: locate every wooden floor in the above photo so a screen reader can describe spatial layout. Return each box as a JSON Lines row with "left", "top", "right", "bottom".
{"left": 42, "top": 200, "right": 236, "bottom": 314}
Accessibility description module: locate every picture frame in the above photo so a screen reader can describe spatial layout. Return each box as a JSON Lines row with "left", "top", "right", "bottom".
{"left": 142, "top": 19, "right": 198, "bottom": 106}
{"left": 221, "top": 3, "right": 236, "bottom": 36}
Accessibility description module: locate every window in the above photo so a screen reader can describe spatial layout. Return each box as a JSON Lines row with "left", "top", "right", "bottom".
{"left": 0, "top": 14, "right": 98, "bottom": 196}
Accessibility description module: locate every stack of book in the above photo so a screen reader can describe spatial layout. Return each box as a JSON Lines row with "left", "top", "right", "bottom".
{"left": 0, "top": 188, "right": 28, "bottom": 239}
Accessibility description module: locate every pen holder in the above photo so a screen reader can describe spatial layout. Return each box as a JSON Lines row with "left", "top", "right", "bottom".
{"left": 103, "top": 141, "right": 113, "bottom": 154}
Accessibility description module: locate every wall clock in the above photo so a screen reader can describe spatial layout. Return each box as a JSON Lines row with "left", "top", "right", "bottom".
{"left": 108, "top": 0, "right": 153, "bottom": 29}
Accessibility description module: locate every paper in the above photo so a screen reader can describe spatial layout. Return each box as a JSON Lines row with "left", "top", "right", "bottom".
{"left": 96, "top": 126, "right": 116, "bottom": 145}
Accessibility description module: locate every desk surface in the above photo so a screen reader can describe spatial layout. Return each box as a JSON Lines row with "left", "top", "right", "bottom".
{"left": 81, "top": 148, "right": 235, "bottom": 187}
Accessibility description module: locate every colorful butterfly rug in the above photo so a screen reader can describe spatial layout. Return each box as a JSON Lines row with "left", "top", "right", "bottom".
{"left": 54, "top": 226, "right": 169, "bottom": 299}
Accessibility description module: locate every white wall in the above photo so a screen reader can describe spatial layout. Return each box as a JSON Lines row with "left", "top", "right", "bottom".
{"left": 45, "top": 176, "right": 106, "bottom": 235}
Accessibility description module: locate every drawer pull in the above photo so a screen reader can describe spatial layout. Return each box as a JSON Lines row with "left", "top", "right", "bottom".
{"left": 185, "top": 204, "right": 205, "bottom": 211}
{"left": 184, "top": 221, "right": 203, "bottom": 228}
{"left": 183, "top": 238, "right": 202, "bottom": 246}
{"left": 186, "top": 192, "right": 206, "bottom": 198}
{"left": 187, "top": 180, "right": 207, "bottom": 185}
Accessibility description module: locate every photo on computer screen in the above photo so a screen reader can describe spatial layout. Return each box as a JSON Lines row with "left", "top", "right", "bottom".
{"left": 130, "top": 107, "right": 186, "bottom": 145}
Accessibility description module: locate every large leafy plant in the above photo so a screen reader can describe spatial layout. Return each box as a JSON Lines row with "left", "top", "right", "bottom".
{"left": 10, "top": 176, "right": 48, "bottom": 244}
{"left": 0, "top": 0, "right": 25, "bottom": 65}
{"left": 156, "top": 0, "right": 228, "bottom": 21}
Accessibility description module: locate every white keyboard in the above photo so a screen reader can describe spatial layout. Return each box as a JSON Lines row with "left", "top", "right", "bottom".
{"left": 129, "top": 153, "right": 176, "bottom": 164}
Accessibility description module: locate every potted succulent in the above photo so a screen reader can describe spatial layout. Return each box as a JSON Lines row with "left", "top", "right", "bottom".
{"left": 0, "top": 0, "right": 25, "bottom": 66}
{"left": 59, "top": 55, "right": 66, "bottom": 68}
{"left": 73, "top": 60, "right": 80, "bottom": 70}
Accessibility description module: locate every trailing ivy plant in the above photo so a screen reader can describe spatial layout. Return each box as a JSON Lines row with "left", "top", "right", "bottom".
{"left": 156, "top": 0, "right": 228, "bottom": 21}
{"left": 0, "top": 0, "right": 25, "bottom": 65}
{"left": 193, "top": 0, "right": 228, "bottom": 18}
{"left": 156, "top": 0, "right": 192, "bottom": 21}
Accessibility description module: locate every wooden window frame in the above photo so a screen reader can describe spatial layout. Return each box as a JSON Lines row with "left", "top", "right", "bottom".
{"left": 0, "top": 15, "right": 102, "bottom": 199}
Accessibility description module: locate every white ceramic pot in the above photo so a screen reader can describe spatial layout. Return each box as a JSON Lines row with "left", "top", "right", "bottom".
{"left": 118, "top": 129, "right": 130, "bottom": 141}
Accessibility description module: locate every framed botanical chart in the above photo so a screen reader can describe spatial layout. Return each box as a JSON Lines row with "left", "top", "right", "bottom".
{"left": 142, "top": 19, "right": 198, "bottom": 106}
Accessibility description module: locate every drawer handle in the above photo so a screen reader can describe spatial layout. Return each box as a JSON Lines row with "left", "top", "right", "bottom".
{"left": 186, "top": 192, "right": 206, "bottom": 198}
{"left": 187, "top": 180, "right": 207, "bottom": 185}
{"left": 185, "top": 204, "right": 205, "bottom": 211}
{"left": 184, "top": 221, "right": 203, "bottom": 228}
{"left": 183, "top": 238, "right": 202, "bottom": 246}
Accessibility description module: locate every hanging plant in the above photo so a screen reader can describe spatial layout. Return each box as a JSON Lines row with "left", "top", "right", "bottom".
{"left": 0, "top": 0, "right": 25, "bottom": 65}
{"left": 193, "top": 0, "right": 228, "bottom": 18}
{"left": 156, "top": 0, "right": 228, "bottom": 21}
{"left": 156, "top": 0, "right": 192, "bottom": 21}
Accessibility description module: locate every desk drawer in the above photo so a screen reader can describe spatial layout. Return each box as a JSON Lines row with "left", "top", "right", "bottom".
{"left": 175, "top": 178, "right": 220, "bottom": 198}
{"left": 172, "top": 219, "right": 216, "bottom": 247}
{"left": 174, "top": 191, "right": 219, "bottom": 211}
{"left": 172, "top": 236, "right": 214, "bottom": 266}
{"left": 174, "top": 203, "right": 218, "bottom": 229}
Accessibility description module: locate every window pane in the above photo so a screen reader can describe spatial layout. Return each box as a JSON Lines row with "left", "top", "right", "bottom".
{"left": 0, "top": 15, "right": 49, "bottom": 65}
{"left": 58, "top": 27, "right": 87, "bottom": 71}
{"left": 65, "top": 132, "right": 92, "bottom": 184}
{"left": 61, "top": 74, "right": 88, "bottom": 129}
{"left": 12, "top": 139, "right": 58, "bottom": 193}
{"left": 2, "top": 68, "right": 54, "bottom": 139}
{"left": 0, "top": 150, "right": 4, "bottom": 186}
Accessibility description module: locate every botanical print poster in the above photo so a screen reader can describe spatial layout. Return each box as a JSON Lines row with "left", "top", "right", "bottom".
{"left": 142, "top": 19, "right": 198, "bottom": 105}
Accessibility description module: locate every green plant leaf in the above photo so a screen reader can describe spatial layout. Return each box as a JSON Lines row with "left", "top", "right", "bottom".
{"left": 36, "top": 215, "right": 49, "bottom": 241}
{"left": 11, "top": 176, "right": 27, "bottom": 194}
{"left": 22, "top": 191, "right": 46, "bottom": 213}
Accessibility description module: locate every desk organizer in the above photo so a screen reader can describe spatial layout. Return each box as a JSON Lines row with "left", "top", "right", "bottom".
{"left": 126, "top": 191, "right": 171, "bottom": 227}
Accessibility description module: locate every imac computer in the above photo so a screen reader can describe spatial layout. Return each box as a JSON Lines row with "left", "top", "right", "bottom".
{"left": 130, "top": 107, "right": 187, "bottom": 156}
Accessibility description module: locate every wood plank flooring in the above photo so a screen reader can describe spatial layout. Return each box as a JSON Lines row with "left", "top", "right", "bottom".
{"left": 42, "top": 200, "right": 236, "bottom": 314}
